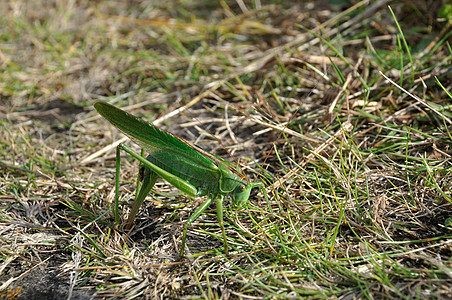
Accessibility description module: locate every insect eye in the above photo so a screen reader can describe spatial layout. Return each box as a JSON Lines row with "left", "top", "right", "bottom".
{"left": 240, "top": 185, "right": 246, "bottom": 192}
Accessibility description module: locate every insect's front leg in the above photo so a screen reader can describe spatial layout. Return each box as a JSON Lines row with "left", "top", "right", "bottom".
{"left": 216, "top": 195, "right": 228, "bottom": 256}
{"left": 179, "top": 197, "right": 214, "bottom": 258}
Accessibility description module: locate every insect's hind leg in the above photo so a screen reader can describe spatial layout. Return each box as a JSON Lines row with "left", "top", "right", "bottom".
{"left": 114, "top": 144, "right": 158, "bottom": 229}
{"left": 125, "top": 163, "right": 158, "bottom": 230}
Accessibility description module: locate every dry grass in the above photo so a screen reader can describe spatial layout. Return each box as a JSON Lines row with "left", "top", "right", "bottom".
{"left": 1, "top": 0, "right": 452, "bottom": 299}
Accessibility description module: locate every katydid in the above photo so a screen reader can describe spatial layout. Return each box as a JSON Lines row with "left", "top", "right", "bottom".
{"left": 94, "top": 101, "right": 260, "bottom": 257}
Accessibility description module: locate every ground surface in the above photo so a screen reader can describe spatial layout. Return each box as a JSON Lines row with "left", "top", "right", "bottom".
{"left": 1, "top": 0, "right": 451, "bottom": 299}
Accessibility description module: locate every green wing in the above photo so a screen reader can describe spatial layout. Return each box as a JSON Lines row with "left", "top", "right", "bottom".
{"left": 94, "top": 101, "right": 220, "bottom": 192}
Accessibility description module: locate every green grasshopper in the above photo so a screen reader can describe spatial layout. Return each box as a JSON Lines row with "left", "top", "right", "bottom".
{"left": 94, "top": 101, "right": 261, "bottom": 257}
